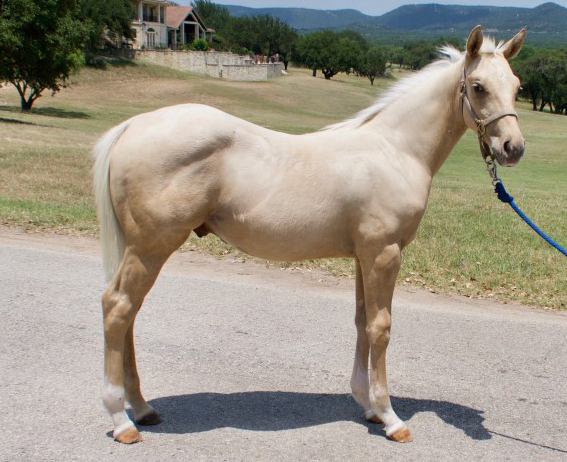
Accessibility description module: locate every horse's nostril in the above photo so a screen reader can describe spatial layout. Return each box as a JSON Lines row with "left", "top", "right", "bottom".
{"left": 503, "top": 141, "right": 512, "bottom": 157}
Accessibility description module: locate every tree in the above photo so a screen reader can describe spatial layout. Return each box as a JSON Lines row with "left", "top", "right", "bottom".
{"left": 337, "top": 30, "right": 368, "bottom": 53}
{"left": 403, "top": 41, "right": 438, "bottom": 70}
{"left": 78, "top": 0, "right": 134, "bottom": 54}
{"left": 546, "top": 49, "right": 567, "bottom": 114}
{"left": 222, "top": 15, "right": 297, "bottom": 60}
{"left": 194, "top": 2, "right": 298, "bottom": 65}
{"left": 192, "top": 0, "right": 231, "bottom": 32}
{"left": 389, "top": 46, "right": 410, "bottom": 68}
{"left": 251, "top": 15, "right": 282, "bottom": 56}
{"left": 332, "top": 37, "right": 362, "bottom": 78}
{"left": 294, "top": 32, "right": 325, "bottom": 77}
{"left": 358, "top": 45, "right": 387, "bottom": 86}
{"left": 513, "top": 47, "right": 567, "bottom": 114}
{"left": 0, "top": 0, "right": 87, "bottom": 111}
{"left": 513, "top": 46, "right": 547, "bottom": 111}
{"left": 270, "top": 18, "right": 297, "bottom": 70}
{"left": 294, "top": 30, "right": 363, "bottom": 80}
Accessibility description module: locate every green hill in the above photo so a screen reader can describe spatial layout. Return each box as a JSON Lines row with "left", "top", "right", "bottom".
{"left": 222, "top": 6, "right": 374, "bottom": 30}
{"left": 222, "top": 2, "right": 567, "bottom": 46}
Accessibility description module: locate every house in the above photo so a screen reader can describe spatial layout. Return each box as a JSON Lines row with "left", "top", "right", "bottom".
{"left": 166, "top": 5, "right": 212, "bottom": 48}
{"left": 131, "top": 1, "right": 213, "bottom": 49}
{"left": 131, "top": 0, "right": 168, "bottom": 48}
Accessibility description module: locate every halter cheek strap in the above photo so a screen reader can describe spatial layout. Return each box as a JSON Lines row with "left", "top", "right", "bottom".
{"left": 460, "top": 74, "right": 518, "bottom": 161}
{"left": 460, "top": 81, "right": 518, "bottom": 137}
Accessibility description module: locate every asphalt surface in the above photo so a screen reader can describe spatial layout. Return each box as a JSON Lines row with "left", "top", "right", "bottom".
{"left": 1, "top": 229, "right": 567, "bottom": 462}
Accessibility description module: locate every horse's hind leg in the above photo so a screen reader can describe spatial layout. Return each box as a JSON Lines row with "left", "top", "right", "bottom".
{"left": 124, "top": 320, "right": 161, "bottom": 426}
{"left": 102, "top": 247, "right": 168, "bottom": 443}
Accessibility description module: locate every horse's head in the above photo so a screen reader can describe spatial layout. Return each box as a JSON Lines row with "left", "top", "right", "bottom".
{"left": 462, "top": 25, "right": 526, "bottom": 166}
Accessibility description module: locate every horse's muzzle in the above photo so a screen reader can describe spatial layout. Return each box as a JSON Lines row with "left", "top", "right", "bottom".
{"left": 493, "top": 139, "right": 525, "bottom": 166}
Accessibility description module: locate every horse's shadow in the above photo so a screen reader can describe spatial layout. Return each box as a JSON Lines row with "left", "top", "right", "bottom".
{"left": 143, "top": 392, "right": 491, "bottom": 441}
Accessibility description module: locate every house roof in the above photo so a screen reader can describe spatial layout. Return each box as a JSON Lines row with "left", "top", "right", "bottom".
{"left": 165, "top": 5, "right": 203, "bottom": 29}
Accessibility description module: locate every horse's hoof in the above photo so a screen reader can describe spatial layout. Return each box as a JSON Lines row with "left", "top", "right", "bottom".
{"left": 387, "top": 427, "right": 413, "bottom": 443}
{"left": 136, "top": 410, "right": 162, "bottom": 426}
{"left": 364, "top": 411, "right": 383, "bottom": 424}
{"left": 114, "top": 426, "right": 143, "bottom": 444}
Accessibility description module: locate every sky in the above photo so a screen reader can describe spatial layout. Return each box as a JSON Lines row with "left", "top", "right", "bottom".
{"left": 189, "top": 1, "right": 567, "bottom": 17}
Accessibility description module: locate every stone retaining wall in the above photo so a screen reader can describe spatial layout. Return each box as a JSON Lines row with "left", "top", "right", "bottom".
{"left": 111, "top": 49, "right": 283, "bottom": 81}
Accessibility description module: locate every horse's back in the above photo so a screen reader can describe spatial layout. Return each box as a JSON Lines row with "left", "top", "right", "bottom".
{"left": 113, "top": 103, "right": 271, "bottom": 160}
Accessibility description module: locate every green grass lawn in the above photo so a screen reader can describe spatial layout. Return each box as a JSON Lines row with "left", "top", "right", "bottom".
{"left": 0, "top": 62, "right": 565, "bottom": 309}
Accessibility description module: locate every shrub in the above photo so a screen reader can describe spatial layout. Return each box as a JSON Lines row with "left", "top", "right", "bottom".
{"left": 192, "top": 38, "right": 209, "bottom": 51}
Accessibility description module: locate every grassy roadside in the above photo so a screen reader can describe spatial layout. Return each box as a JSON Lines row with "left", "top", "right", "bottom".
{"left": 0, "top": 62, "right": 565, "bottom": 309}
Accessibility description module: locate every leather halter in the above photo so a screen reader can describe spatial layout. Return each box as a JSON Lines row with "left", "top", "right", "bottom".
{"left": 460, "top": 69, "right": 518, "bottom": 160}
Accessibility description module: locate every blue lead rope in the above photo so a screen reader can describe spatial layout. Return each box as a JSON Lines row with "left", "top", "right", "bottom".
{"left": 494, "top": 182, "right": 567, "bottom": 257}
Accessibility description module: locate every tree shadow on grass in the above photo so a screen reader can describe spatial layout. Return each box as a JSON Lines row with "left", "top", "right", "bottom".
{"left": 88, "top": 55, "right": 137, "bottom": 69}
{"left": 105, "top": 57, "right": 137, "bottom": 68}
{"left": 141, "top": 392, "right": 491, "bottom": 441}
{"left": 0, "top": 116, "right": 37, "bottom": 126}
{"left": 0, "top": 105, "right": 90, "bottom": 119}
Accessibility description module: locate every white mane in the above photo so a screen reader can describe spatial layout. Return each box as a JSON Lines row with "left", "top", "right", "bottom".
{"left": 324, "top": 39, "right": 503, "bottom": 131}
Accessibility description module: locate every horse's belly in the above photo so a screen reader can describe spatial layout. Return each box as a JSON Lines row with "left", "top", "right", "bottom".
{"left": 204, "top": 216, "right": 354, "bottom": 261}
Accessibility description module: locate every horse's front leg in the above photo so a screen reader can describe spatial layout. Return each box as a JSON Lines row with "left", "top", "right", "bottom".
{"left": 357, "top": 244, "right": 413, "bottom": 442}
{"left": 350, "top": 259, "right": 381, "bottom": 423}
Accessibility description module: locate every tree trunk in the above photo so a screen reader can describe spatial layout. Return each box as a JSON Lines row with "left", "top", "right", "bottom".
{"left": 322, "top": 69, "right": 334, "bottom": 80}
{"left": 13, "top": 81, "right": 38, "bottom": 112}
{"left": 369, "top": 76, "right": 375, "bottom": 86}
{"left": 312, "top": 68, "right": 316, "bottom": 77}
{"left": 20, "top": 97, "right": 33, "bottom": 112}
{"left": 283, "top": 60, "right": 289, "bottom": 71}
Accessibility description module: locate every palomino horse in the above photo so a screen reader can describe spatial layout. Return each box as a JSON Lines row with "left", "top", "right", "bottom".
{"left": 93, "top": 26, "right": 525, "bottom": 443}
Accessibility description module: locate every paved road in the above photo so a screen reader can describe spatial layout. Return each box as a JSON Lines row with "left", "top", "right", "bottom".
{"left": 1, "top": 230, "right": 567, "bottom": 461}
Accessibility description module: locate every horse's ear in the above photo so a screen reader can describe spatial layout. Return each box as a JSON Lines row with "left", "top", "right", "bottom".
{"left": 466, "top": 25, "right": 483, "bottom": 59}
{"left": 501, "top": 29, "right": 526, "bottom": 60}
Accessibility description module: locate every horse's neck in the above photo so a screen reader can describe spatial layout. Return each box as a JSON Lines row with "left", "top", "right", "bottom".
{"left": 365, "top": 62, "right": 467, "bottom": 177}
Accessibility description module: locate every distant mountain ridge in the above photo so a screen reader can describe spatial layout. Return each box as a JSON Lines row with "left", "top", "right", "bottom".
{"left": 221, "top": 6, "right": 374, "bottom": 30}
{"left": 221, "top": 2, "right": 567, "bottom": 45}
{"left": 374, "top": 2, "right": 567, "bottom": 31}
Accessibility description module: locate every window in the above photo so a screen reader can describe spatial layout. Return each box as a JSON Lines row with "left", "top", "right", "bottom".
{"left": 146, "top": 28, "right": 156, "bottom": 48}
{"left": 143, "top": 4, "right": 158, "bottom": 22}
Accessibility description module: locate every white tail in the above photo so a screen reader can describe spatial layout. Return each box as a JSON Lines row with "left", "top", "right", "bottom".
{"left": 92, "top": 121, "right": 132, "bottom": 281}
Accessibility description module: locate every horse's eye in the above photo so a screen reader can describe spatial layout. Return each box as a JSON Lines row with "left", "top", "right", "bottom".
{"left": 472, "top": 83, "right": 484, "bottom": 93}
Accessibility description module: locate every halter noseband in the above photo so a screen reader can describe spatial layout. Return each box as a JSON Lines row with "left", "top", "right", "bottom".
{"left": 460, "top": 69, "right": 518, "bottom": 161}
